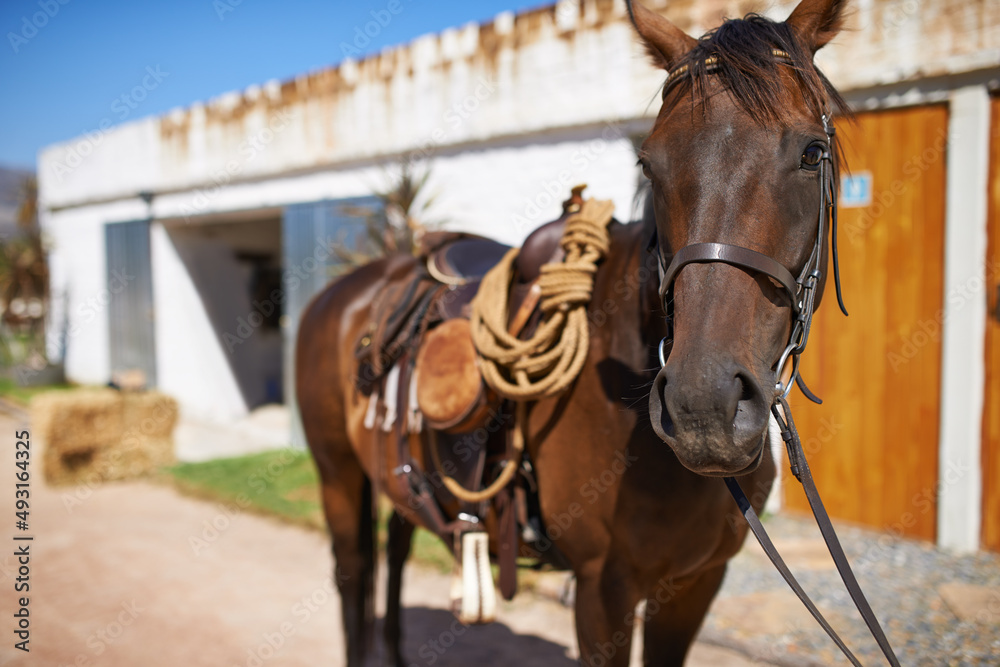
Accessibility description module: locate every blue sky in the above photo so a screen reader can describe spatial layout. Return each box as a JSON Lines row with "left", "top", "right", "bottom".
{"left": 0, "top": 0, "right": 546, "bottom": 170}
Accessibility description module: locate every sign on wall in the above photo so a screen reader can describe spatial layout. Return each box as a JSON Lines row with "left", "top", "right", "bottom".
{"left": 840, "top": 171, "right": 873, "bottom": 208}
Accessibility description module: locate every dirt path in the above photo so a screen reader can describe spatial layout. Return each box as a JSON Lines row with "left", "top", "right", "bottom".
{"left": 0, "top": 412, "right": 759, "bottom": 666}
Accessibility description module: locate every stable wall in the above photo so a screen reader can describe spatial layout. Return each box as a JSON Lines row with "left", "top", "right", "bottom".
{"left": 41, "top": 126, "right": 643, "bottom": 422}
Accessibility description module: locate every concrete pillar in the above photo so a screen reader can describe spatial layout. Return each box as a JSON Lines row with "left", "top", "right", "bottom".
{"left": 937, "top": 84, "right": 991, "bottom": 552}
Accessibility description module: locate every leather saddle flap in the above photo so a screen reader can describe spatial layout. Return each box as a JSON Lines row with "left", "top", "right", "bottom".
{"left": 362, "top": 273, "right": 438, "bottom": 377}
{"left": 415, "top": 318, "right": 492, "bottom": 432}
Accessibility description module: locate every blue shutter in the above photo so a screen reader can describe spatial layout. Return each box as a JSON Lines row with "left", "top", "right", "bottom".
{"left": 105, "top": 219, "right": 157, "bottom": 386}
{"left": 282, "top": 197, "right": 381, "bottom": 446}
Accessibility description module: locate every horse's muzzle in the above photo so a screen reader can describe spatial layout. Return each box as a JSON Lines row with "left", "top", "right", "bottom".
{"left": 648, "top": 359, "right": 772, "bottom": 476}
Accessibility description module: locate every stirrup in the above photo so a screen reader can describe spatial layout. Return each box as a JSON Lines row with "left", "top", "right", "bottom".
{"left": 449, "top": 530, "right": 497, "bottom": 624}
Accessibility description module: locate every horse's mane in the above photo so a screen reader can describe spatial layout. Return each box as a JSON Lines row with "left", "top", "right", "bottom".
{"left": 665, "top": 13, "right": 848, "bottom": 128}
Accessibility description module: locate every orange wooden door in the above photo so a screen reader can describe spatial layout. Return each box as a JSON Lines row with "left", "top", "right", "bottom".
{"left": 983, "top": 96, "right": 1000, "bottom": 552}
{"left": 783, "top": 105, "right": 948, "bottom": 541}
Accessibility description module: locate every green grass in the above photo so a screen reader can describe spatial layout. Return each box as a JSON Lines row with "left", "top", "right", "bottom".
{"left": 0, "top": 377, "right": 73, "bottom": 406}
{"left": 168, "top": 449, "right": 325, "bottom": 529}
{"left": 165, "top": 448, "right": 455, "bottom": 572}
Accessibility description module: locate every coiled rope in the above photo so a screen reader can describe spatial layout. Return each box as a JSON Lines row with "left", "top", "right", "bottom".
{"left": 470, "top": 198, "right": 615, "bottom": 401}
{"left": 431, "top": 198, "right": 614, "bottom": 505}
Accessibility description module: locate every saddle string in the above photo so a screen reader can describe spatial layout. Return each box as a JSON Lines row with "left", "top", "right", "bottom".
{"left": 427, "top": 402, "right": 527, "bottom": 504}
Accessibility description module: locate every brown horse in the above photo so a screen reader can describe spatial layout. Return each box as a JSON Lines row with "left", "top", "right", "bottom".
{"left": 296, "top": 0, "right": 848, "bottom": 664}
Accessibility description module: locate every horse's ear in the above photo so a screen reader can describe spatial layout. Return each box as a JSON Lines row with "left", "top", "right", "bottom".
{"left": 785, "top": 0, "right": 848, "bottom": 53}
{"left": 626, "top": 1, "right": 696, "bottom": 71}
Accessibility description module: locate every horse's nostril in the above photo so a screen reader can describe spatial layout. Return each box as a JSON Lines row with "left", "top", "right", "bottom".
{"left": 661, "top": 407, "right": 676, "bottom": 439}
{"left": 732, "top": 370, "right": 767, "bottom": 436}
{"left": 656, "top": 373, "right": 677, "bottom": 439}
{"left": 738, "top": 374, "right": 756, "bottom": 403}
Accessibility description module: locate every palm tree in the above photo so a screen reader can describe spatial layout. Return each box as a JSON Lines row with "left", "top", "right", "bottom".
{"left": 334, "top": 161, "right": 439, "bottom": 267}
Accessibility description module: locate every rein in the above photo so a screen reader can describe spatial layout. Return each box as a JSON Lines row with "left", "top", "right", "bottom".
{"left": 654, "top": 57, "right": 901, "bottom": 666}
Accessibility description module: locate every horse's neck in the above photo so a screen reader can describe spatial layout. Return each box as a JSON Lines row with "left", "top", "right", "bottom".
{"left": 596, "top": 216, "right": 665, "bottom": 357}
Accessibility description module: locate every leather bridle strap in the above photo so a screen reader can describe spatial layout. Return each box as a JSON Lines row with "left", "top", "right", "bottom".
{"left": 724, "top": 478, "right": 863, "bottom": 666}
{"left": 726, "top": 396, "right": 902, "bottom": 667}
{"left": 658, "top": 242, "right": 800, "bottom": 311}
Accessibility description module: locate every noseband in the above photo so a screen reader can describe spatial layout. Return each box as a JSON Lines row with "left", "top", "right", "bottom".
{"left": 650, "top": 53, "right": 901, "bottom": 667}
{"left": 653, "top": 51, "right": 847, "bottom": 401}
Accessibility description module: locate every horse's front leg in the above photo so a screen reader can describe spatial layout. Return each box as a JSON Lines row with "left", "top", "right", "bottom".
{"left": 640, "top": 563, "right": 727, "bottom": 666}
{"left": 383, "top": 509, "right": 415, "bottom": 667}
{"left": 574, "top": 557, "right": 642, "bottom": 667}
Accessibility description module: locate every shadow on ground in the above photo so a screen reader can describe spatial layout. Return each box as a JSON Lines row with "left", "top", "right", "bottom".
{"left": 395, "top": 607, "right": 577, "bottom": 666}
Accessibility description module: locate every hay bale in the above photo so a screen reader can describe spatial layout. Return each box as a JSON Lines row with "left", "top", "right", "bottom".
{"left": 32, "top": 388, "right": 178, "bottom": 486}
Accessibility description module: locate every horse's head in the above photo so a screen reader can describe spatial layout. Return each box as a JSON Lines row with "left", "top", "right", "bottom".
{"left": 628, "top": 0, "right": 847, "bottom": 475}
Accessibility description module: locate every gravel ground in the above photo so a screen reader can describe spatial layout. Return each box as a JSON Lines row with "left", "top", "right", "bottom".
{"left": 698, "top": 514, "right": 1000, "bottom": 666}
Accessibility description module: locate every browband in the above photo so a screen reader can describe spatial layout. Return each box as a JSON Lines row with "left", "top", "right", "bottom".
{"left": 663, "top": 48, "right": 792, "bottom": 99}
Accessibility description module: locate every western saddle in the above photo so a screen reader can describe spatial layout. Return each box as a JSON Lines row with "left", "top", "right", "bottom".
{"left": 353, "top": 186, "right": 595, "bottom": 621}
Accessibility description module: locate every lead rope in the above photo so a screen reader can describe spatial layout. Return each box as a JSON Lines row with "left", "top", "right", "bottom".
{"left": 725, "top": 396, "right": 901, "bottom": 667}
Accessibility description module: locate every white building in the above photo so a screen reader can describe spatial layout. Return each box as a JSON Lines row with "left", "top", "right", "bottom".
{"left": 38, "top": 0, "right": 1000, "bottom": 551}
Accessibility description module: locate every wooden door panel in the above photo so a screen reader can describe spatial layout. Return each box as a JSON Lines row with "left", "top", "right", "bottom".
{"left": 784, "top": 106, "right": 947, "bottom": 541}
{"left": 982, "top": 96, "right": 1000, "bottom": 551}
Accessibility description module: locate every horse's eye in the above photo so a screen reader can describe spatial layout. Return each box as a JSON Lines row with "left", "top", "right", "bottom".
{"left": 638, "top": 157, "right": 653, "bottom": 180}
{"left": 800, "top": 144, "right": 825, "bottom": 170}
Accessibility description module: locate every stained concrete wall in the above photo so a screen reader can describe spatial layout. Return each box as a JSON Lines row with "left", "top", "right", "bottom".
{"left": 37, "top": 0, "right": 1000, "bottom": 211}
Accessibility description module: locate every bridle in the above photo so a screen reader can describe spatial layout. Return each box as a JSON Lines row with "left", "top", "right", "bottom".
{"left": 654, "top": 49, "right": 847, "bottom": 401}
{"left": 651, "top": 52, "right": 901, "bottom": 667}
